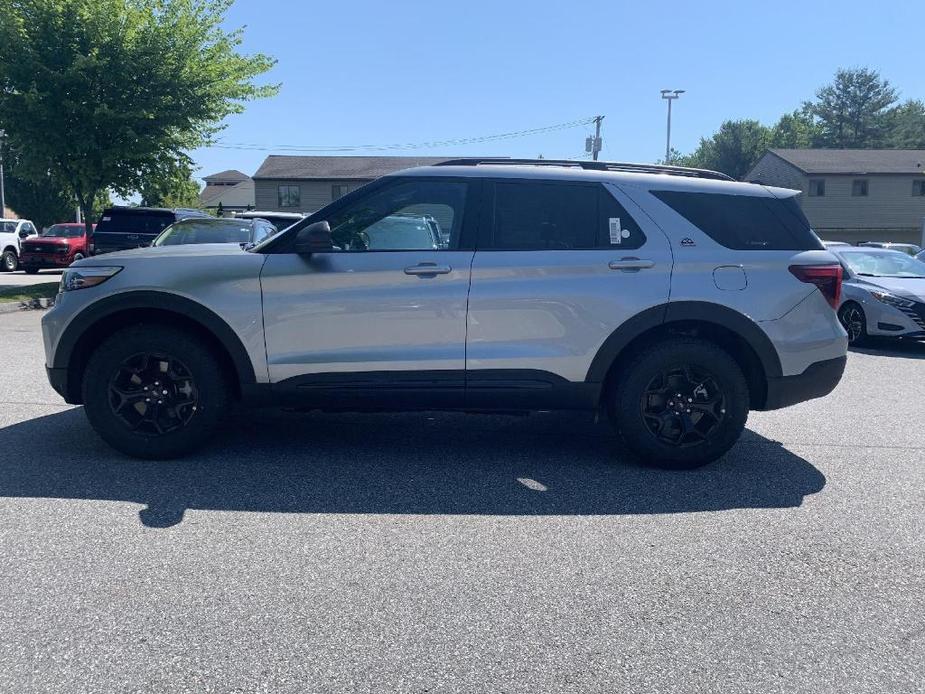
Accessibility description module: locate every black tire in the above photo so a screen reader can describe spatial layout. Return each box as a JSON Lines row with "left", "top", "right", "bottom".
{"left": 71, "top": 253, "right": 85, "bottom": 264}
{"left": 838, "top": 302, "right": 867, "bottom": 345}
{"left": 1, "top": 250, "right": 18, "bottom": 272}
{"left": 24, "top": 266, "right": 40, "bottom": 275}
{"left": 608, "top": 338, "right": 749, "bottom": 469}
{"left": 82, "top": 324, "right": 230, "bottom": 459}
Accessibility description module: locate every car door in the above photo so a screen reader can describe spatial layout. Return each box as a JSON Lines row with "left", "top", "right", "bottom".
{"left": 465, "top": 178, "right": 673, "bottom": 401}
{"left": 260, "top": 176, "right": 479, "bottom": 403}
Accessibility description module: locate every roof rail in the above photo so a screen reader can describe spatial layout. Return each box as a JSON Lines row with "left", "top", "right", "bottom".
{"left": 434, "top": 158, "right": 734, "bottom": 182}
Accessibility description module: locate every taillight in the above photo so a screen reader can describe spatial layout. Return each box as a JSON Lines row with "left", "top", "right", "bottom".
{"left": 789, "top": 264, "right": 843, "bottom": 310}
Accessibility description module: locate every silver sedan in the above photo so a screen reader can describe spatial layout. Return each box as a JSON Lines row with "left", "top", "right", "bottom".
{"left": 831, "top": 247, "right": 925, "bottom": 344}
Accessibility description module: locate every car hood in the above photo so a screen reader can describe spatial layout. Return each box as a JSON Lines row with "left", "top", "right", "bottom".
{"left": 77, "top": 243, "right": 250, "bottom": 263}
{"left": 855, "top": 276, "right": 925, "bottom": 301}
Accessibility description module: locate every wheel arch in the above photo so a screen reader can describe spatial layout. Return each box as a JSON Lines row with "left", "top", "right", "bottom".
{"left": 586, "top": 302, "right": 782, "bottom": 410}
{"left": 55, "top": 291, "right": 256, "bottom": 404}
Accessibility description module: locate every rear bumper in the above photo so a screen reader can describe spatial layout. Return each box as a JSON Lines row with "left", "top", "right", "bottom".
{"left": 760, "top": 356, "right": 846, "bottom": 410}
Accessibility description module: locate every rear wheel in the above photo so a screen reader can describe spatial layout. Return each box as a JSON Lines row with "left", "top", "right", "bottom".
{"left": 609, "top": 338, "right": 749, "bottom": 469}
{"left": 24, "top": 266, "right": 40, "bottom": 275}
{"left": 838, "top": 302, "right": 867, "bottom": 345}
{"left": 1, "top": 250, "right": 18, "bottom": 272}
{"left": 71, "top": 252, "right": 85, "bottom": 264}
{"left": 82, "top": 325, "right": 230, "bottom": 459}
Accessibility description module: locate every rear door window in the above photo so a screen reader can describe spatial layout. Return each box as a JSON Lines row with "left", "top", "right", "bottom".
{"left": 486, "top": 181, "right": 646, "bottom": 250}
{"left": 651, "top": 191, "right": 823, "bottom": 250}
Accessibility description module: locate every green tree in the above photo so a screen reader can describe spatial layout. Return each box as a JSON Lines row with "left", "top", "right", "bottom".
{"left": 682, "top": 120, "right": 772, "bottom": 180}
{"left": 1, "top": 141, "right": 75, "bottom": 228}
{"left": 804, "top": 67, "right": 898, "bottom": 147}
{"left": 885, "top": 99, "right": 925, "bottom": 148}
{"left": 0, "top": 0, "right": 277, "bottom": 235}
{"left": 139, "top": 160, "right": 202, "bottom": 208}
{"left": 770, "top": 109, "right": 822, "bottom": 149}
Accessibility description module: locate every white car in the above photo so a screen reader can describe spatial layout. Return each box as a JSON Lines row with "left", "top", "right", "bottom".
{"left": 0, "top": 218, "right": 39, "bottom": 271}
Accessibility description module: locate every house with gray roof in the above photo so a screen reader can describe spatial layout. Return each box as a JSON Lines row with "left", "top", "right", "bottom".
{"left": 252, "top": 156, "right": 452, "bottom": 214}
{"left": 745, "top": 149, "right": 925, "bottom": 244}
{"left": 199, "top": 169, "right": 255, "bottom": 213}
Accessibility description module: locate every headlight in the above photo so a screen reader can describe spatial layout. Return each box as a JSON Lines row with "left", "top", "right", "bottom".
{"left": 59, "top": 267, "right": 122, "bottom": 292}
{"left": 870, "top": 290, "right": 915, "bottom": 309}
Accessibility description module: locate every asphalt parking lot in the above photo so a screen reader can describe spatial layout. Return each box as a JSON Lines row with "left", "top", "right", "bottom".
{"left": 0, "top": 310, "right": 923, "bottom": 693}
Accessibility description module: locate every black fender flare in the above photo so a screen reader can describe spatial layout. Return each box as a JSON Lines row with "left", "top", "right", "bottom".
{"left": 584, "top": 301, "right": 782, "bottom": 383}
{"left": 54, "top": 290, "right": 257, "bottom": 386}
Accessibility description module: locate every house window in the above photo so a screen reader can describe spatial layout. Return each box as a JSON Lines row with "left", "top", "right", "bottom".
{"left": 332, "top": 184, "right": 349, "bottom": 201}
{"left": 852, "top": 179, "right": 869, "bottom": 197}
{"left": 808, "top": 179, "right": 825, "bottom": 197}
{"left": 278, "top": 185, "right": 300, "bottom": 208}
{"left": 914, "top": 180, "right": 925, "bottom": 197}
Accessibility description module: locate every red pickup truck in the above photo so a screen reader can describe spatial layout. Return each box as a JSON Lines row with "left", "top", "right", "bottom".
{"left": 19, "top": 223, "right": 95, "bottom": 274}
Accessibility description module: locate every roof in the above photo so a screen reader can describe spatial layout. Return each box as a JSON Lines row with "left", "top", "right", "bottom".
{"left": 202, "top": 169, "right": 250, "bottom": 183}
{"left": 199, "top": 179, "right": 255, "bottom": 208}
{"left": 399, "top": 164, "right": 789, "bottom": 197}
{"left": 768, "top": 149, "right": 925, "bottom": 175}
{"left": 252, "top": 155, "right": 453, "bottom": 180}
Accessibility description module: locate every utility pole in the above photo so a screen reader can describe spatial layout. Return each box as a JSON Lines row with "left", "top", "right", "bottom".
{"left": 0, "top": 129, "right": 6, "bottom": 216}
{"left": 660, "top": 90, "right": 684, "bottom": 163}
{"left": 585, "top": 115, "right": 604, "bottom": 160}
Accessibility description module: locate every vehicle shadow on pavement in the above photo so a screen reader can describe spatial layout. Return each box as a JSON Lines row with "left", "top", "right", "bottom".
{"left": 0, "top": 408, "right": 826, "bottom": 528}
{"left": 850, "top": 338, "right": 925, "bottom": 359}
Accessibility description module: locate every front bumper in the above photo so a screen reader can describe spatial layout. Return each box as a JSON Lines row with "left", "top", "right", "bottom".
{"left": 21, "top": 253, "right": 72, "bottom": 268}
{"left": 761, "top": 356, "right": 847, "bottom": 410}
{"left": 46, "top": 366, "right": 74, "bottom": 403}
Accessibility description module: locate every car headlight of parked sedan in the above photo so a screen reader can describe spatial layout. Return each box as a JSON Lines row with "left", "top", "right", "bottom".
{"left": 869, "top": 290, "right": 916, "bottom": 309}
{"left": 59, "top": 266, "right": 122, "bottom": 292}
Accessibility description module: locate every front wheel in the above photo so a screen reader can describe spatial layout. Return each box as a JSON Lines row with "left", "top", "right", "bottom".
{"left": 838, "top": 302, "right": 867, "bottom": 345}
{"left": 82, "top": 325, "right": 230, "bottom": 459}
{"left": 71, "top": 253, "right": 85, "bottom": 264}
{"left": 609, "top": 338, "right": 749, "bottom": 469}
{"left": 1, "top": 250, "right": 18, "bottom": 272}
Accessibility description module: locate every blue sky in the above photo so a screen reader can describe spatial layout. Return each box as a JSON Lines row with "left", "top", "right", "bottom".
{"left": 191, "top": 0, "right": 923, "bottom": 183}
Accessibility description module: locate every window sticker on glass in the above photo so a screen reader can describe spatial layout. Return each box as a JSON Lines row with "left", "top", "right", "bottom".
{"left": 609, "top": 218, "right": 630, "bottom": 245}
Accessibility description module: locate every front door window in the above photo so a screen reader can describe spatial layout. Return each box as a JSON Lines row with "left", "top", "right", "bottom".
{"left": 326, "top": 180, "right": 467, "bottom": 251}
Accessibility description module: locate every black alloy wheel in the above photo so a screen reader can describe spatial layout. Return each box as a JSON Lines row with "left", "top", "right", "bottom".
{"left": 108, "top": 352, "right": 200, "bottom": 435}
{"left": 640, "top": 365, "right": 726, "bottom": 448}
{"left": 838, "top": 303, "right": 866, "bottom": 344}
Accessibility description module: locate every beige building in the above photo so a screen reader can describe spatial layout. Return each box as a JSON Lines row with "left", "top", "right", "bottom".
{"left": 199, "top": 169, "right": 255, "bottom": 214}
{"left": 252, "top": 156, "right": 451, "bottom": 214}
{"left": 746, "top": 149, "right": 925, "bottom": 244}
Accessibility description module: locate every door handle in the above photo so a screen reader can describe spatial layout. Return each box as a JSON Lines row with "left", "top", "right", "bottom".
{"left": 404, "top": 263, "right": 452, "bottom": 276}
{"left": 608, "top": 258, "right": 655, "bottom": 272}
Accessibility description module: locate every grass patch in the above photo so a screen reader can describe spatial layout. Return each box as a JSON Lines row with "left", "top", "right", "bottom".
{"left": 0, "top": 282, "right": 59, "bottom": 304}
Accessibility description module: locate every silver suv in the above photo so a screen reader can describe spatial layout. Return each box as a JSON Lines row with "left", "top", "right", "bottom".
{"left": 41, "top": 159, "right": 848, "bottom": 468}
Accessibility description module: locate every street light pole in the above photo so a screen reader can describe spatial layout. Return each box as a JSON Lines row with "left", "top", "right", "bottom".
{"left": 0, "top": 129, "right": 6, "bottom": 216}
{"left": 660, "top": 89, "right": 685, "bottom": 164}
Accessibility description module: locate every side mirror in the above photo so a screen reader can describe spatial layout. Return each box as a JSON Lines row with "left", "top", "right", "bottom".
{"left": 293, "top": 221, "right": 334, "bottom": 254}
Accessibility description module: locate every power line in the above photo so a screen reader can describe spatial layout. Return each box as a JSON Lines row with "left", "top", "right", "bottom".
{"left": 210, "top": 117, "right": 598, "bottom": 153}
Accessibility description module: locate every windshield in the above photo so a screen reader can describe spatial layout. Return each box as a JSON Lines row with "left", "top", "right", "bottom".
{"left": 41, "top": 225, "right": 84, "bottom": 238}
{"left": 839, "top": 250, "right": 925, "bottom": 278}
{"left": 153, "top": 219, "right": 254, "bottom": 246}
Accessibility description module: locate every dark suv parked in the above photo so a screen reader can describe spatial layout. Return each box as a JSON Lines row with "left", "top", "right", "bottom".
{"left": 92, "top": 206, "right": 210, "bottom": 255}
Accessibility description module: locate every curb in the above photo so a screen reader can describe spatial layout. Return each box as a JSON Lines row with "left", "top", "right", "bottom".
{"left": 0, "top": 297, "right": 54, "bottom": 314}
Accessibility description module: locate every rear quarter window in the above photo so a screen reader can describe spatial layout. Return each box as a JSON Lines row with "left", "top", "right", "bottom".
{"left": 652, "top": 191, "right": 823, "bottom": 251}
